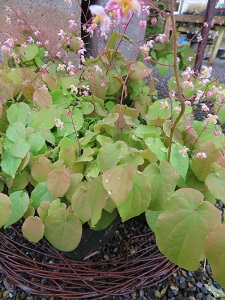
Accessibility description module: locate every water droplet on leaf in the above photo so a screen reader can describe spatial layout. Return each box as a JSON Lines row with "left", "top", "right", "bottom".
{"left": 108, "top": 190, "right": 112, "bottom": 195}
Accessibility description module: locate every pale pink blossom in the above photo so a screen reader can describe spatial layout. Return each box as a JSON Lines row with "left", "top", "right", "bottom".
{"left": 65, "top": 0, "right": 72, "bottom": 6}
{"left": 58, "top": 29, "right": 66, "bottom": 40}
{"left": 69, "top": 71, "right": 76, "bottom": 76}
{"left": 1, "top": 45, "right": 10, "bottom": 53}
{"left": 89, "top": 5, "right": 111, "bottom": 32}
{"left": 185, "top": 125, "right": 192, "bottom": 131}
{"left": 27, "top": 36, "right": 34, "bottom": 44}
{"left": 70, "top": 85, "right": 78, "bottom": 93}
{"left": 140, "top": 44, "right": 150, "bottom": 54}
{"left": 143, "top": 56, "right": 151, "bottom": 62}
{"left": 21, "top": 42, "right": 28, "bottom": 48}
{"left": 6, "top": 16, "right": 11, "bottom": 24}
{"left": 188, "top": 56, "right": 193, "bottom": 62}
{"left": 146, "top": 40, "right": 154, "bottom": 48}
{"left": 34, "top": 30, "right": 40, "bottom": 37}
{"left": 214, "top": 130, "right": 221, "bottom": 136}
{"left": 105, "top": 0, "right": 141, "bottom": 23}
{"left": 201, "top": 103, "right": 210, "bottom": 112}
{"left": 179, "top": 146, "right": 190, "bottom": 158}
{"left": 183, "top": 81, "right": 194, "bottom": 89}
{"left": 185, "top": 101, "right": 191, "bottom": 106}
{"left": 139, "top": 20, "right": 146, "bottom": 28}
{"left": 182, "top": 66, "right": 194, "bottom": 80}
{"left": 200, "top": 66, "right": 212, "bottom": 79}
{"left": 151, "top": 17, "right": 157, "bottom": 25}
{"left": 195, "top": 90, "right": 204, "bottom": 102}
{"left": 196, "top": 152, "right": 207, "bottom": 159}
{"left": 156, "top": 33, "right": 167, "bottom": 43}
{"left": 206, "top": 113, "right": 218, "bottom": 125}
{"left": 54, "top": 118, "right": 64, "bottom": 130}
{"left": 94, "top": 65, "right": 102, "bottom": 73}
{"left": 197, "top": 36, "right": 203, "bottom": 42}
{"left": 5, "top": 6, "right": 12, "bottom": 13}
{"left": 203, "top": 22, "right": 208, "bottom": 28}
{"left": 207, "top": 91, "right": 213, "bottom": 98}
{"left": 36, "top": 41, "right": 42, "bottom": 47}
{"left": 69, "top": 20, "right": 77, "bottom": 29}
{"left": 66, "top": 109, "right": 72, "bottom": 116}
{"left": 57, "top": 64, "right": 66, "bottom": 72}
{"left": 173, "top": 107, "right": 181, "bottom": 113}
{"left": 159, "top": 101, "right": 169, "bottom": 109}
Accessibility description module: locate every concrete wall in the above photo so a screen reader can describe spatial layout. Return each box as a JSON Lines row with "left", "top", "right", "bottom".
{"left": 0, "top": 0, "right": 81, "bottom": 56}
{"left": 0, "top": 0, "right": 146, "bottom": 62}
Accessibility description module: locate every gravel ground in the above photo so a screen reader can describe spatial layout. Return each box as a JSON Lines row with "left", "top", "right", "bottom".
{"left": 1, "top": 60, "right": 225, "bottom": 300}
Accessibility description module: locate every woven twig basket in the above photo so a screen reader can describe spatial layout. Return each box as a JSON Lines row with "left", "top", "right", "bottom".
{"left": 0, "top": 226, "right": 178, "bottom": 299}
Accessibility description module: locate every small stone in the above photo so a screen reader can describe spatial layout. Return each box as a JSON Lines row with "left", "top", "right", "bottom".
{"left": 195, "top": 293, "right": 204, "bottom": 299}
{"left": 189, "top": 297, "right": 196, "bottom": 300}
{"left": 139, "top": 289, "right": 144, "bottom": 298}
{"left": 3, "top": 291, "right": 9, "bottom": 298}
{"left": 154, "top": 290, "right": 161, "bottom": 298}
{"left": 196, "top": 282, "right": 203, "bottom": 289}
{"left": 201, "top": 286, "right": 208, "bottom": 294}
{"left": 187, "top": 283, "right": 196, "bottom": 292}
{"left": 160, "top": 288, "right": 167, "bottom": 296}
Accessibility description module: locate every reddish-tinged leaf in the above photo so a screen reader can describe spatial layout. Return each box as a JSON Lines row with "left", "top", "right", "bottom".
{"left": 22, "top": 216, "right": 44, "bottom": 243}
{"left": 33, "top": 86, "right": 53, "bottom": 108}
{"left": 102, "top": 164, "right": 136, "bottom": 207}
{"left": 191, "top": 141, "right": 222, "bottom": 181}
{"left": 47, "top": 169, "right": 70, "bottom": 198}
{"left": 205, "top": 224, "right": 225, "bottom": 288}
{"left": 31, "top": 157, "right": 51, "bottom": 183}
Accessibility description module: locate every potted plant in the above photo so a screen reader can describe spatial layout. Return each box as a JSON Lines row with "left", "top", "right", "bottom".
{"left": 1, "top": 0, "right": 225, "bottom": 291}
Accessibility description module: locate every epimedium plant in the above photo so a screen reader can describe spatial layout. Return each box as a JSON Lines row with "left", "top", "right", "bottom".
{"left": 1, "top": 0, "right": 225, "bottom": 290}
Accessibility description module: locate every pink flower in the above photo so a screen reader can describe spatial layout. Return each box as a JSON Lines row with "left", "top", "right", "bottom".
{"left": 151, "top": 17, "right": 157, "bottom": 25}
{"left": 197, "top": 36, "right": 203, "bottom": 42}
{"left": 159, "top": 101, "right": 169, "bottom": 109}
{"left": 185, "top": 125, "right": 192, "bottom": 131}
{"left": 201, "top": 103, "right": 209, "bottom": 112}
{"left": 89, "top": 5, "right": 111, "bottom": 32}
{"left": 214, "top": 130, "right": 221, "bottom": 136}
{"left": 179, "top": 146, "right": 190, "bottom": 158}
{"left": 196, "top": 152, "right": 207, "bottom": 159}
{"left": 156, "top": 33, "right": 167, "bottom": 43}
{"left": 182, "top": 66, "right": 194, "bottom": 80}
{"left": 139, "top": 20, "right": 146, "bottom": 28}
{"left": 183, "top": 81, "right": 194, "bottom": 89}
{"left": 66, "top": 109, "right": 72, "bottom": 116}
{"left": 105, "top": 0, "right": 141, "bottom": 24}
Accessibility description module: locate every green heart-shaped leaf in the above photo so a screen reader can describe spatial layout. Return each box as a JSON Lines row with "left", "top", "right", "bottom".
{"left": 155, "top": 188, "right": 221, "bottom": 270}
{"left": 44, "top": 208, "right": 82, "bottom": 251}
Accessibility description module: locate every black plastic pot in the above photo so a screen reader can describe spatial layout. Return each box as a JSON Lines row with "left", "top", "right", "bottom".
{"left": 63, "top": 215, "right": 120, "bottom": 260}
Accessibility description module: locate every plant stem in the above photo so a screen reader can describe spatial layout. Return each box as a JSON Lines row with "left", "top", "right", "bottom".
{"left": 167, "top": 0, "right": 185, "bottom": 163}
